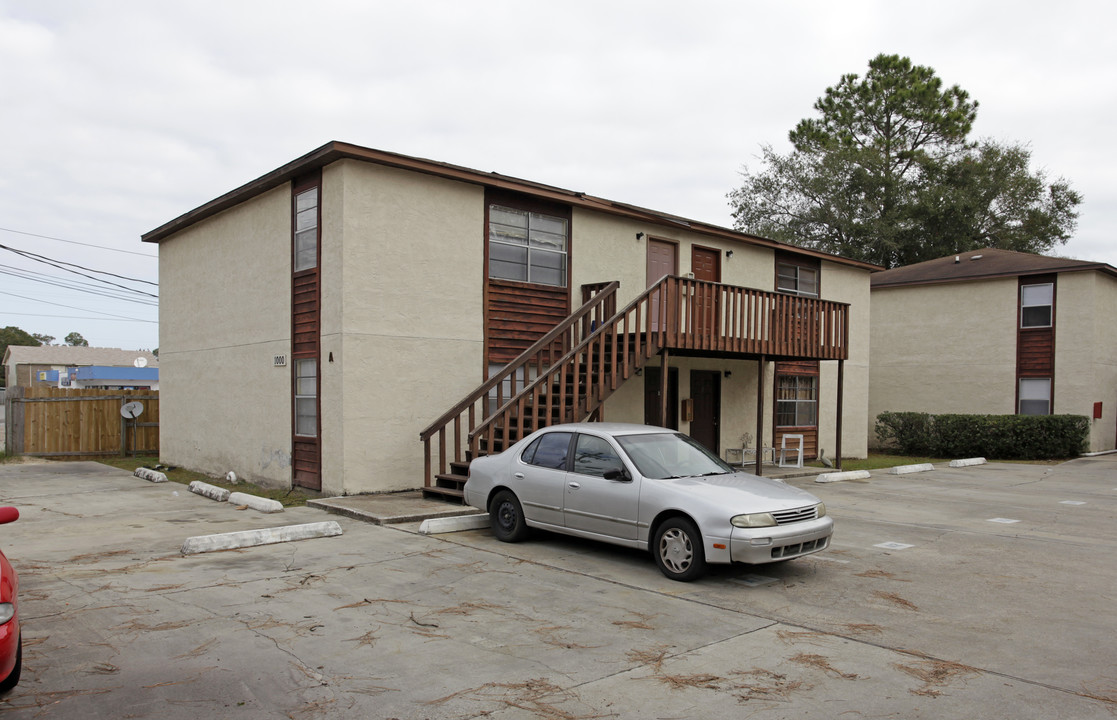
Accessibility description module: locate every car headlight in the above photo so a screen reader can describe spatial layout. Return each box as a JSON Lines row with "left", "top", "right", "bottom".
{"left": 731, "top": 512, "right": 776, "bottom": 528}
{"left": 0, "top": 603, "right": 13, "bottom": 625}
{"left": 816, "top": 502, "right": 827, "bottom": 518}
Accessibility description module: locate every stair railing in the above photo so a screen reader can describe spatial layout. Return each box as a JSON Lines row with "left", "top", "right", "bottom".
{"left": 419, "top": 281, "right": 620, "bottom": 488}
{"left": 469, "top": 274, "right": 674, "bottom": 459}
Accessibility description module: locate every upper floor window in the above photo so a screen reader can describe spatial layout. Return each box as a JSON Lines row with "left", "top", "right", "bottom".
{"left": 1020, "top": 283, "right": 1053, "bottom": 328}
{"left": 777, "top": 262, "right": 818, "bottom": 297}
{"left": 489, "top": 204, "right": 568, "bottom": 287}
{"left": 294, "top": 187, "right": 318, "bottom": 272}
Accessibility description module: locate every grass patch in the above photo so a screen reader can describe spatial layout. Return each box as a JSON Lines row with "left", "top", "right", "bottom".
{"left": 97, "top": 455, "right": 313, "bottom": 507}
{"left": 807, "top": 453, "right": 949, "bottom": 472}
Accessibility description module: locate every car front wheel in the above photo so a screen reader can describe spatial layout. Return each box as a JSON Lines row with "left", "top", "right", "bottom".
{"left": 489, "top": 490, "right": 528, "bottom": 543}
{"left": 653, "top": 517, "right": 706, "bottom": 582}
{"left": 0, "top": 633, "right": 20, "bottom": 693}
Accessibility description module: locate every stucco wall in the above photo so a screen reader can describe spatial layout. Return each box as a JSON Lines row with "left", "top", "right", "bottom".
{"left": 321, "top": 161, "right": 485, "bottom": 494}
{"left": 868, "top": 278, "right": 1019, "bottom": 446}
{"left": 1093, "top": 273, "right": 1117, "bottom": 451}
{"left": 820, "top": 260, "right": 870, "bottom": 459}
{"left": 158, "top": 185, "right": 294, "bottom": 484}
{"left": 1056, "top": 271, "right": 1117, "bottom": 452}
{"left": 568, "top": 209, "right": 773, "bottom": 309}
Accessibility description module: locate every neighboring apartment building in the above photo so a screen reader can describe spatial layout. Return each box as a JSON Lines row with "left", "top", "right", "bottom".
{"left": 143, "top": 141, "right": 876, "bottom": 496}
{"left": 869, "top": 248, "right": 1117, "bottom": 453}
{"left": 3, "top": 346, "right": 158, "bottom": 390}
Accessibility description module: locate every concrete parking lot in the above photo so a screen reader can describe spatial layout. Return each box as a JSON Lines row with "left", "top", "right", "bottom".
{"left": 0, "top": 456, "right": 1113, "bottom": 718}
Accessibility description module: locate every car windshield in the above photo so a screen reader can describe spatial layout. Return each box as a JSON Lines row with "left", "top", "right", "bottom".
{"left": 615, "top": 432, "right": 734, "bottom": 480}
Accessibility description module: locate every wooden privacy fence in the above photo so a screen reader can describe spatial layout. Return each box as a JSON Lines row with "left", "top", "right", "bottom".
{"left": 4, "top": 386, "right": 159, "bottom": 458}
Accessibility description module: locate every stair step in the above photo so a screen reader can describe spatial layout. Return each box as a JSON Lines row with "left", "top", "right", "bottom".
{"left": 435, "top": 472, "right": 468, "bottom": 488}
{"left": 422, "top": 486, "right": 466, "bottom": 503}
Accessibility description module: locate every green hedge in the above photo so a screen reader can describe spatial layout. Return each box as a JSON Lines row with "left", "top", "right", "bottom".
{"left": 875, "top": 411, "right": 1089, "bottom": 460}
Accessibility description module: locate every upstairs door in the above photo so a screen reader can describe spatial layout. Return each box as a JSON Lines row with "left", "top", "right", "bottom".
{"left": 647, "top": 239, "right": 677, "bottom": 331}
{"left": 691, "top": 246, "right": 721, "bottom": 343}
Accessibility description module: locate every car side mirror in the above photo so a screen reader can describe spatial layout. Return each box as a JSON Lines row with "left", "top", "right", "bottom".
{"left": 603, "top": 468, "right": 631, "bottom": 482}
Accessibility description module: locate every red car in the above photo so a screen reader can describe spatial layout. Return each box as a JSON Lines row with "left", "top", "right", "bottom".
{"left": 0, "top": 506, "right": 20, "bottom": 693}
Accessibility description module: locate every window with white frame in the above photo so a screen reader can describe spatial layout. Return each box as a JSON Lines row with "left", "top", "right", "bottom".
{"left": 1020, "top": 283, "right": 1053, "bottom": 328}
{"left": 488, "top": 204, "right": 568, "bottom": 287}
{"left": 776, "top": 375, "right": 818, "bottom": 426}
{"left": 777, "top": 263, "right": 818, "bottom": 297}
{"left": 294, "top": 187, "right": 318, "bottom": 272}
{"left": 294, "top": 358, "right": 317, "bottom": 436}
{"left": 1018, "top": 377, "right": 1051, "bottom": 416}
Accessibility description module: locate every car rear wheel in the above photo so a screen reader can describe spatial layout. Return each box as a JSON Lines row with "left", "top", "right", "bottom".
{"left": 653, "top": 517, "right": 706, "bottom": 582}
{"left": 489, "top": 490, "right": 528, "bottom": 543}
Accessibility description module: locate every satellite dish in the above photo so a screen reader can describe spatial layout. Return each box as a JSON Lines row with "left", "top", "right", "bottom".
{"left": 134, "top": 357, "right": 148, "bottom": 368}
{"left": 121, "top": 401, "right": 144, "bottom": 419}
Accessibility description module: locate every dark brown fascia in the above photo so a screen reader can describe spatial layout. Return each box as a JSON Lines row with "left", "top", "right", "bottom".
{"left": 141, "top": 140, "right": 881, "bottom": 272}
{"left": 871, "top": 263, "right": 1117, "bottom": 290}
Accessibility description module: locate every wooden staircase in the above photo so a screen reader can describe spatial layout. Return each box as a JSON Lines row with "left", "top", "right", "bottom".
{"left": 419, "top": 278, "right": 669, "bottom": 501}
{"left": 419, "top": 275, "right": 850, "bottom": 501}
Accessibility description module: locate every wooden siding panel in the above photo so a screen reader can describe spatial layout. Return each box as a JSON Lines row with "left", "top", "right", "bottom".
{"left": 774, "top": 427, "right": 818, "bottom": 461}
{"left": 1018, "top": 328, "right": 1054, "bottom": 375}
{"left": 486, "top": 279, "right": 569, "bottom": 364}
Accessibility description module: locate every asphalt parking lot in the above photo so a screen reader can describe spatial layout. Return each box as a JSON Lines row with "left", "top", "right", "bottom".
{"left": 0, "top": 455, "right": 1113, "bottom": 719}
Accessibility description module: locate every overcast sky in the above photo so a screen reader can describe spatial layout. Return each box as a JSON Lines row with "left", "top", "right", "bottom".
{"left": 1, "top": 0, "right": 1113, "bottom": 352}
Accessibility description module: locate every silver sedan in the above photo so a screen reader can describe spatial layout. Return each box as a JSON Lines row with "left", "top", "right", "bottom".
{"left": 464, "top": 423, "right": 834, "bottom": 582}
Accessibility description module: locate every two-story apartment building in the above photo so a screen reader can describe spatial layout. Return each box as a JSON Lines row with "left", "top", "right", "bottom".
{"left": 143, "top": 141, "right": 875, "bottom": 497}
{"left": 869, "top": 248, "right": 1117, "bottom": 453}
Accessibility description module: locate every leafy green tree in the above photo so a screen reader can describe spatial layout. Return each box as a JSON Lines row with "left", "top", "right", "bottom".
{"left": 32, "top": 333, "right": 55, "bottom": 345}
{"left": 0, "top": 326, "right": 41, "bottom": 388}
{"left": 64, "top": 332, "right": 89, "bottom": 347}
{"left": 728, "top": 54, "right": 1082, "bottom": 268}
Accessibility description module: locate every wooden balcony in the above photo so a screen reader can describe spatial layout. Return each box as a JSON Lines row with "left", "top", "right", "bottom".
{"left": 656, "top": 276, "right": 848, "bottom": 359}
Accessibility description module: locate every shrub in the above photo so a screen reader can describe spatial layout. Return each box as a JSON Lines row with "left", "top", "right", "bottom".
{"left": 875, "top": 411, "right": 1088, "bottom": 460}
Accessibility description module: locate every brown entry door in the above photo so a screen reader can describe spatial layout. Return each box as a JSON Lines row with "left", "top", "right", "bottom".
{"left": 690, "top": 370, "right": 721, "bottom": 455}
{"left": 647, "top": 239, "right": 676, "bottom": 330}
{"left": 644, "top": 367, "right": 679, "bottom": 430}
{"left": 691, "top": 246, "right": 721, "bottom": 341}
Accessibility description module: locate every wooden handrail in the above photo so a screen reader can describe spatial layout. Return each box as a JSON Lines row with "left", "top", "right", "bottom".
{"left": 470, "top": 275, "right": 673, "bottom": 444}
{"left": 421, "top": 275, "right": 850, "bottom": 490}
{"left": 419, "top": 281, "right": 619, "bottom": 443}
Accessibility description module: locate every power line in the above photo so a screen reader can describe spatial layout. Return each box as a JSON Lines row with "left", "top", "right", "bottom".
{"left": 0, "top": 226, "right": 157, "bottom": 258}
{"left": 0, "top": 266, "right": 159, "bottom": 305}
{"left": 0, "top": 243, "right": 158, "bottom": 297}
{"left": 0, "top": 311, "right": 157, "bottom": 324}
{"left": 0, "top": 291, "right": 157, "bottom": 322}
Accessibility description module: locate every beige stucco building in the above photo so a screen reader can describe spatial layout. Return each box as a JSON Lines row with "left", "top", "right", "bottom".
{"left": 144, "top": 142, "right": 875, "bottom": 496}
{"left": 869, "top": 248, "right": 1117, "bottom": 453}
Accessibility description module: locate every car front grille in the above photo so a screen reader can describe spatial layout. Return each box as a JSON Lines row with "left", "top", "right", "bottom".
{"left": 771, "top": 537, "right": 828, "bottom": 559}
{"left": 771, "top": 505, "right": 818, "bottom": 525}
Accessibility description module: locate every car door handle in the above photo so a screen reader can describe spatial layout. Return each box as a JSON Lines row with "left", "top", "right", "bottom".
{"left": 568, "top": 482, "right": 580, "bottom": 489}
{"left": 514, "top": 473, "right": 524, "bottom": 479}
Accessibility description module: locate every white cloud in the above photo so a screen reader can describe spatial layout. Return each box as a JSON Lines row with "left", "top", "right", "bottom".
{"left": 1, "top": 0, "right": 1114, "bottom": 348}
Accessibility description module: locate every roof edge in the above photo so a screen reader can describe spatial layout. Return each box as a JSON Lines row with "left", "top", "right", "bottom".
{"left": 141, "top": 141, "right": 881, "bottom": 272}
